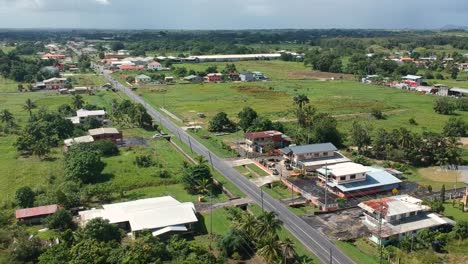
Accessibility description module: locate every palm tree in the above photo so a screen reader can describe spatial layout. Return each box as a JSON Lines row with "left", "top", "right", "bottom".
{"left": 0, "top": 109, "right": 14, "bottom": 125}
{"left": 293, "top": 94, "right": 310, "bottom": 126}
{"left": 196, "top": 177, "right": 212, "bottom": 195}
{"left": 236, "top": 212, "right": 258, "bottom": 239}
{"left": 257, "top": 237, "right": 282, "bottom": 263}
{"left": 255, "top": 211, "right": 282, "bottom": 239}
{"left": 72, "top": 94, "right": 84, "bottom": 110}
{"left": 23, "top": 98, "right": 36, "bottom": 116}
{"left": 293, "top": 94, "right": 309, "bottom": 110}
{"left": 280, "top": 238, "right": 297, "bottom": 264}
{"left": 195, "top": 155, "right": 208, "bottom": 165}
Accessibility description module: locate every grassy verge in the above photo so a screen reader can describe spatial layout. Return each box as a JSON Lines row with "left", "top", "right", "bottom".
{"left": 335, "top": 239, "right": 384, "bottom": 264}
{"left": 443, "top": 201, "right": 468, "bottom": 222}
{"left": 246, "top": 163, "right": 270, "bottom": 176}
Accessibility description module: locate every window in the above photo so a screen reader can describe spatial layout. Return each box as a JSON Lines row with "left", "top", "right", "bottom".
{"left": 350, "top": 175, "right": 356, "bottom": 180}
{"left": 314, "top": 153, "right": 319, "bottom": 157}
{"left": 340, "top": 176, "right": 346, "bottom": 181}
{"left": 323, "top": 152, "right": 328, "bottom": 156}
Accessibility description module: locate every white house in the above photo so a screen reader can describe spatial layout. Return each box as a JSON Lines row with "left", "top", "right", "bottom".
{"left": 358, "top": 195, "right": 455, "bottom": 245}
{"left": 402, "top": 75, "right": 423, "bottom": 85}
{"left": 79, "top": 196, "right": 198, "bottom": 237}
{"left": 135, "top": 74, "right": 151, "bottom": 84}
{"left": 68, "top": 109, "right": 106, "bottom": 124}
{"left": 280, "top": 143, "right": 350, "bottom": 171}
{"left": 147, "top": 61, "right": 162, "bottom": 71}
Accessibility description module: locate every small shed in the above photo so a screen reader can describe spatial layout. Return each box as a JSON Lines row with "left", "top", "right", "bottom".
{"left": 16, "top": 204, "right": 61, "bottom": 224}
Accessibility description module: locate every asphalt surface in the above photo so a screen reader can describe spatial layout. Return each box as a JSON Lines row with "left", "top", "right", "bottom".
{"left": 92, "top": 63, "right": 355, "bottom": 264}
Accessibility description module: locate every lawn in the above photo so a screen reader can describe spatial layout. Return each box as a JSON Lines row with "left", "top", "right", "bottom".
{"left": 443, "top": 201, "right": 468, "bottom": 222}
{"left": 246, "top": 163, "right": 270, "bottom": 177}
{"left": 336, "top": 239, "right": 384, "bottom": 264}
{"left": 65, "top": 73, "right": 109, "bottom": 87}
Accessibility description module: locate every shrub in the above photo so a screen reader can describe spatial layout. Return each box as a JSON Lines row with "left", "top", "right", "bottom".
{"left": 371, "top": 108, "right": 385, "bottom": 120}
{"left": 434, "top": 97, "right": 456, "bottom": 115}
{"left": 408, "top": 118, "right": 418, "bottom": 125}
{"left": 45, "top": 209, "right": 73, "bottom": 231}
{"left": 92, "top": 140, "right": 119, "bottom": 157}
{"left": 134, "top": 154, "right": 154, "bottom": 168}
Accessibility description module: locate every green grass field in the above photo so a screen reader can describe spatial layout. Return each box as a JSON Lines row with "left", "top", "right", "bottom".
{"left": 66, "top": 73, "right": 109, "bottom": 87}
{"left": 0, "top": 76, "right": 20, "bottom": 92}
{"left": 336, "top": 239, "right": 384, "bottom": 264}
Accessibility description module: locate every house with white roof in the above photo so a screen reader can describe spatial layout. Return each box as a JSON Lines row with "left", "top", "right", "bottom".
{"left": 78, "top": 196, "right": 198, "bottom": 238}
{"left": 316, "top": 163, "right": 402, "bottom": 198}
{"left": 358, "top": 195, "right": 456, "bottom": 245}
{"left": 280, "top": 143, "right": 350, "bottom": 171}
{"left": 68, "top": 109, "right": 106, "bottom": 124}
{"left": 402, "top": 75, "right": 423, "bottom": 85}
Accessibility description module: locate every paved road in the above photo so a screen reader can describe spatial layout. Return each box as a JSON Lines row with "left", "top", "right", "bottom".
{"left": 92, "top": 63, "right": 354, "bottom": 264}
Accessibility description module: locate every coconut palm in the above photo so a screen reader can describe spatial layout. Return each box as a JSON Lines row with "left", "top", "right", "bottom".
{"left": 196, "top": 177, "right": 212, "bottom": 195}
{"left": 23, "top": 98, "right": 36, "bottom": 116}
{"left": 71, "top": 94, "right": 84, "bottom": 110}
{"left": 293, "top": 94, "right": 309, "bottom": 110}
{"left": 255, "top": 211, "right": 282, "bottom": 239}
{"left": 195, "top": 155, "right": 208, "bottom": 165}
{"left": 280, "top": 238, "right": 297, "bottom": 264}
{"left": 0, "top": 109, "right": 14, "bottom": 125}
{"left": 257, "top": 237, "right": 282, "bottom": 263}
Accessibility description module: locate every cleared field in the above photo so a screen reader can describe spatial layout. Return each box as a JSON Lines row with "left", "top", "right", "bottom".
{"left": 65, "top": 73, "right": 109, "bottom": 87}
{"left": 139, "top": 79, "right": 468, "bottom": 135}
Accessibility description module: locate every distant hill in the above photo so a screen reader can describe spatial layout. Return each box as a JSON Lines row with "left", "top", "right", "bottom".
{"left": 440, "top": 24, "right": 468, "bottom": 30}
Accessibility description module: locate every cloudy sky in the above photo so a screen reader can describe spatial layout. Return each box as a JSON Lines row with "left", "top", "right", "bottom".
{"left": 0, "top": 0, "right": 467, "bottom": 29}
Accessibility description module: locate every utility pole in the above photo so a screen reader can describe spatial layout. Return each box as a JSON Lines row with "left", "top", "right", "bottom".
{"left": 261, "top": 186, "right": 264, "bottom": 211}
{"left": 378, "top": 203, "right": 385, "bottom": 264}
{"left": 188, "top": 136, "right": 193, "bottom": 152}
{"left": 329, "top": 248, "right": 333, "bottom": 264}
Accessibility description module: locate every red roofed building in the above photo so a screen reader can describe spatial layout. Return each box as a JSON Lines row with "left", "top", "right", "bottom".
{"left": 147, "top": 61, "right": 162, "bottom": 71}
{"left": 119, "top": 65, "right": 145, "bottom": 71}
{"left": 42, "top": 53, "right": 65, "bottom": 60}
{"left": 16, "top": 204, "right": 61, "bottom": 224}
{"left": 244, "top": 130, "right": 292, "bottom": 153}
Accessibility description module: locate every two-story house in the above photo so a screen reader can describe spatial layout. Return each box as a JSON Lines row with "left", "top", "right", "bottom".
{"left": 43, "top": 77, "right": 67, "bottom": 89}
{"left": 316, "top": 163, "right": 402, "bottom": 198}
{"left": 68, "top": 109, "right": 107, "bottom": 124}
{"left": 280, "top": 143, "right": 350, "bottom": 171}
{"left": 147, "top": 61, "right": 162, "bottom": 71}
{"left": 358, "top": 195, "right": 455, "bottom": 245}
{"left": 244, "top": 130, "right": 292, "bottom": 153}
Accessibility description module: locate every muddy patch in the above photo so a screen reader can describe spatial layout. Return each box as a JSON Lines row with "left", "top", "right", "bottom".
{"left": 232, "top": 85, "right": 289, "bottom": 99}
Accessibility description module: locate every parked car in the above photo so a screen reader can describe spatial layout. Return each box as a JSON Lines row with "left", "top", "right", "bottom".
{"left": 272, "top": 169, "right": 279, "bottom": 175}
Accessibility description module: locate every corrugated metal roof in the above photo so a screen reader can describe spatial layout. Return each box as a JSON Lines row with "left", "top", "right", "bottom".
{"left": 281, "top": 143, "right": 337, "bottom": 155}
{"left": 328, "top": 167, "right": 402, "bottom": 192}
{"left": 16, "top": 204, "right": 59, "bottom": 219}
{"left": 88, "top": 127, "right": 120, "bottom": 136}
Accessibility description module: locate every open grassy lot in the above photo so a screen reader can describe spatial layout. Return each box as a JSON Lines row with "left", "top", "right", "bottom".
{"left": 336, "top": 239, "right": 384, "bottom": 264}
{"left": 443, "top": 201, "right": 468, "bottom": 222}
{"left": 139, "top": 79, "right": 468, "bottom": 135}
{"left": 65, "top": 73, "right": 109, "bottom": 87}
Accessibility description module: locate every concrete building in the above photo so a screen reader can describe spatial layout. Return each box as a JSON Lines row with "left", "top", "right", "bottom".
{"left": 280, "top": 143, "right": 349, "bottom": 171}
{"left": 244, "top": 130, "right": 292, "bottom": 153}
{"left": 240, "top": 72, "right": 254, "bottom": 82}
{"left": 147, "top": 61, "right": 162, "bottom": 71}
{"left": 204, "top": 73, "right": 223, "bottom": 82}
{"left": 402, "top": 75, "right": 423, "bottom": 85}
{"left": 79, "top": 196, "right": 198, "bottom": 238}
{"left": 358, "top": 195, "right": 455, "bottom": 245}
{"left": 317, "top": 163, "right": 402, "bottom": 198}
{"left": 42, "top": 77, "right": 67, "bottom": 89}
{"left": 64, "top": 135, "right": 94, "bottom": 149}
{"left": 88, "top": 127, "right": 123, "bottom": 143}
{"left": 68, "top": 109, "right": 106, "bottom": 124}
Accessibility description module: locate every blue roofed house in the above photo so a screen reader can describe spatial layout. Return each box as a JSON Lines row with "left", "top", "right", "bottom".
{"left": 316, "top": 162, "right": 402, "bottom": 198}
{"left": 280, "top": 143, "right": 350, "bottom": 171}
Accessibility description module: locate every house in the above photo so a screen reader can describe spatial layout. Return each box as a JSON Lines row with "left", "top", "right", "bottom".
{"left": 229, "top": 72, "right": 240, "bottom": 81}
{"left": 88, "top": 128, "right": 123, "bottom": 143}
{"left": 316, "top": 163, "right": 402, "bottom": 198}
{"left": 458, "top": 62, "right": 468, "bottom": 72}
{"left": 68, "top": 109, "right": 106, "bottom": 124}
{"left": 104, "top": 51, "right": 130, "bottom": 59}
{"left": 240, "top": 72, "right": 254, "bottom": 82}
{"left": 244, "top": 130, "right": 292, "bottom": 153}
{"left": 279, "top": 143, "right": 350, "bottom": 171}
{"left": 183, "top": 75, "right": 203, "bottom": 83}
{"left": 147, "top": 61, "right": 162, "bottom": 71}
{"left": 16, "top": 204, "right": 61, "bottom": 224}
{"left": 119, "top": 64, "right": 145, "bottom": 71}
{"left": 402, "top": 75, "right": 423, "bottom": 85}
{"left": 135, "top": 74, "right": 151, "bottom": 84}
{"left": 69, "top": 87, "right": 90, "bottom": 95}
{"left": 41, "top": 53, "right": 65, "bottom": 60}
{"left": 78, "top": 196, "right": 198, "bottom": 238}
{"left": 204, "top": 73, "right": 223, "bottom": 82}
{"left": 358, "top": 195, "right": 455, "bottom": 245}
{"left": 361, "top": 75, "right": 380, "bottom": 84}
{"left": 43, "top": 77, "right": 67, "bottom": 89}
{"left": 164, "top": 76, "right": 175, "bottom": 83}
